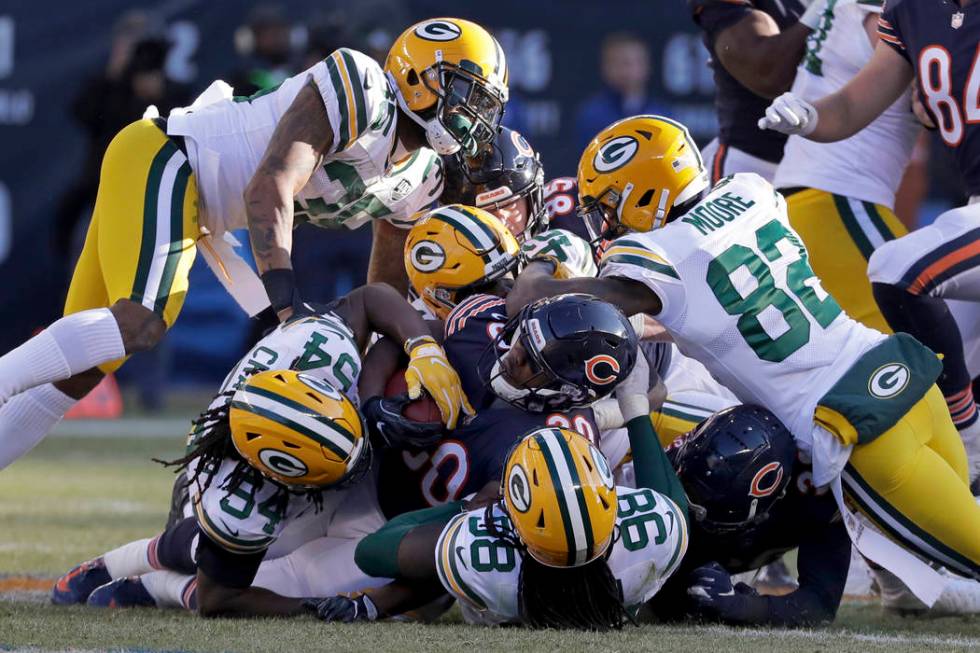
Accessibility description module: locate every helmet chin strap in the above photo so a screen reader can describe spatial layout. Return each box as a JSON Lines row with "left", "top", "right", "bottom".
{"left": 386, "top": 70, "right": 462, "bottom": 156}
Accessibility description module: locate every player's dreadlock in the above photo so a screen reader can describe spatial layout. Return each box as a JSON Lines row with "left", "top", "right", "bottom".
{"left": 155, "top": 391, "right": 325, "bottom": 512}
{"left": 483, "top": 502, "right": 635, "bottom": 631}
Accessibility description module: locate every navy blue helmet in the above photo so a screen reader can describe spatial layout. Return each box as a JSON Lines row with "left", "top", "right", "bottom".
{"left": 668, "top": 404, "right": 797, "bottom": 534}
{"left": 482, "top": 293, "right": 638, "bottom": 412}
{"left": 440, "top": 126, "right": 547, "bottom": 241}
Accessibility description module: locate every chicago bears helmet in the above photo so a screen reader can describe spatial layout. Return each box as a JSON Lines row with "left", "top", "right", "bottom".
{"left": 667, "top": 404, "right": 796, "bottom": 534}
{"left": 483, "top": 293, "right": 637, "bottom": 412}
{"left": 503, "top": 427, "right": 618, "bottom": 567}
{"left": 441, "top": 126, "right": 547, "bottom": 241}
{"left": 578, "top": 115, "right": 708, "bottom": 244}
{"left": 229, "top": 370, "right": 371, "bottom": 490}
{"left": 385, "top": 18, "right": 508, "bottom": 156}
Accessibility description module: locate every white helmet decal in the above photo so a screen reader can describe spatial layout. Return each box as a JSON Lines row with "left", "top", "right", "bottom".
{"left": 507, "top": 463, "right": 532, "bottom": 513}
{"left": 414, "top": 20, "right": 462, "bottom": 41}
{"left": 410, "top": 240, "right": 447, "bottom": 272}
{"left": 593, "top": 136, "right": 639, "bottom": 173}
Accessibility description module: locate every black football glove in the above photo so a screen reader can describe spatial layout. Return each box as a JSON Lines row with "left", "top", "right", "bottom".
{"left": 686, "top": 561, "right": 761, "bottom": 624}
{"left": 303, "top": 594, "right": 380, "bottom": 623}
{"left": 361, "top": 395, "right": 446, "bottom": 450}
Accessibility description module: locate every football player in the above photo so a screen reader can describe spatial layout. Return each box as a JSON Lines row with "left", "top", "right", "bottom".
{"left": 0, "top": 17, "right": 503, "bottom": 468}
{"left": 649, "top": 404, "right": 850, "bottom": 627}
{"left": 688, "top": 0, "right": 824, "bottom": 182}
{"left": 306, "top": 352, "right": 690, "bottom": 629}
{"left": 508, "top": 115, "right": 980, "bottom": 601}
{"left": 51, "top": 282, "right": 469, "bottom": 615}
{"left": 759, "top": 0, "right": 980, "bottom": 480}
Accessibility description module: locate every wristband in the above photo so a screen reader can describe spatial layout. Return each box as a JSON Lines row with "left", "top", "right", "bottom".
{"left": 404, "top": 334, "right": 437, "bottom": 355}
{"left": 260, "top": 268, "right": 299, "bottom": 313}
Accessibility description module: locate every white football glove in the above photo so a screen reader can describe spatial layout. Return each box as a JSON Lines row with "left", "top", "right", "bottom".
{"left": 616, "top": 348, "right": 651, "bottom": 423}
{"left": 520, "top": 229, "right": 597, "bottom": 278}
{"left": 758, "top": 93, "right": 818, "bottom": 137}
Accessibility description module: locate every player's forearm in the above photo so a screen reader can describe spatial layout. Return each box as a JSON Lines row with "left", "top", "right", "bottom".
{"left": 360, "top": 283, "right": 434, "bottom": 347}
{"left": 196, "top": 573, "right": 305, "bottom": 618}
{"left": 358, "top": 336, "right": 403, "bottom": 399}
{"left": 363, "top": 579, "right": 447, "bottom": 619}
{"left": 626, "top": 415, "right": 689, "bottom": 522}
{"left": 716, "top": 15, "right": 809, "bottom": 99}
{"left": 367, "top": 220, "right": 411, "bottom": 295}
{"left": 355, "top": 502, "right": 465, "bottom": 579}
{"left": 245, "top": 178, "right": 295, "bottom": 275}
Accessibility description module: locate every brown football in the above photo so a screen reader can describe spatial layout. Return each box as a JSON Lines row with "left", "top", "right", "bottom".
{"left": 384, "top": 369, "right": 443, "bottom": 423}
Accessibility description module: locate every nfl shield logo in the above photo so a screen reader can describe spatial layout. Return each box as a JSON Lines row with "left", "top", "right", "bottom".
{"left": 952, "top": 11, "right": 964, "bottom": 29}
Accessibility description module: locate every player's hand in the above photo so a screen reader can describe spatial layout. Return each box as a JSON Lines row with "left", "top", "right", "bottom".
{"left": 758, "top": 93, "right": 818, "bottom": 137}
{"left": 686, "top": 562, "right": 759, "bottom": 624}
{"left": 404, "top": 336, "right": 475, "bottom": 429}
{"left": 303, "top": 594, "right": 379, "bottom": 623}
{"left": 616, "top": 348, "right": 651, "bottom": 422}
{"left": 521, "top": 229, "right": 597, "bottom": 278}
{"left": 361, "top": 395, "right": 445, "bottom": 449}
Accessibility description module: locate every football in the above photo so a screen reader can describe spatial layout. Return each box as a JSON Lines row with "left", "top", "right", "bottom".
{"left": 384, "top": 368, "right": 443, "bottom": 423}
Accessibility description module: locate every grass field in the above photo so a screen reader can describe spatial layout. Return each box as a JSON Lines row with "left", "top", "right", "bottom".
{"left": 3, "top": 428, "right": 980, "bottom": 652}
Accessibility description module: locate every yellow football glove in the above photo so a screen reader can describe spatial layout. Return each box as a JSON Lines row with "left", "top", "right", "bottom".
{"left": 404, "top": 336, "right": 475, "bottom": 429}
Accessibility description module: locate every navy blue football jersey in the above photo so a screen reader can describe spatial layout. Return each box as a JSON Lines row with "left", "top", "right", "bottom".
{"left": 688, "top": 0, "right": 806, "bottom": 163}
{"left": 377, "top": 405, "right": 599, "bottom": 519}
{"left": 543, "top": 177, "right": 590, "bottom": 241}
{"left": 879, "top": 0, "right": 980, "bottom": 196}
{"left": 443, "top": 293, "right": 509, "bottom": 411}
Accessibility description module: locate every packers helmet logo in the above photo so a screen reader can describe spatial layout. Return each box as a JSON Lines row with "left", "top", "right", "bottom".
{"left": 868, "top": 363, "right": 910, "bottom": 399}
{"left": 410, "top": 240, "right": 446, "bottom": 273}
{"left": 414, "top": 20, "right": 462, "bottom": 41}
{"left": 593, "top": 136, "right": 638, "bottom": 173}
{"left": 584, "top": 354, "right": 620, "bottom": 385}
{"left": 259, "top": 448, "right": 309, "bottom": 478}
{"left": 297, "top": 373, "right": 343, "bottom": 401}
{"left": 508, "top": 464, "right": 532, "bottom": 513}
{"left": 590, "top": 446, "right": 615, "bottom": 490}
{"left": 749, "top": 461, "right": 784, "bottom": 498}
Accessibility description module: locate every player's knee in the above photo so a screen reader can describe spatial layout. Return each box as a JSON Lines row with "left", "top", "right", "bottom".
{"left": 53, "top": 369, "right": 104, "bottom": 400}
{"left": 867, "top": 242, "right": 905, "bottom": 288}
{"left": 109, "top": 299, "right": 166, "bottom": 354}
{"left": 157, "top": 517, "right": 200, "bottom": 575}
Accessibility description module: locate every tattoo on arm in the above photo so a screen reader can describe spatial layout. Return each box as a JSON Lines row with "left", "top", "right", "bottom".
{"left": 245, "top": 81, "right": 335, "bottom": 274}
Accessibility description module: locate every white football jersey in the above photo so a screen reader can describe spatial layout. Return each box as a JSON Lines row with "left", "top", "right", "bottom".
{"left": 189, "top": 311, "right": 364, "bottom": 555}
{"left": 167, "top": 48, "right": 442, "bottom": 234}
{"left": 435, "top": 487, "right": 687, "bottom": 625}
{"left": 773, "top": 1, "right": 917, "bottom": 208}
{"left": 599, "top": 173, "right": 885, "bottom": 453}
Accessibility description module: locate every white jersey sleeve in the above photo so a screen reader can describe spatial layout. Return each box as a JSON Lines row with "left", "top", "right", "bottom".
{"left": 435, "top": 487, "right": 688, "bottom": 624}
{"left": 599, "top": 235, "right": 687, "bottom": 321}
{"left": 309, "top": 48, "right": 393, "bottom": 156}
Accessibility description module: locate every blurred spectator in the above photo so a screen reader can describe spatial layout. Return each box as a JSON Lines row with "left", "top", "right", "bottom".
{"left": 53, "top": 10, "right": 191, "bottom": 273}
{"left": 574, "top": 32, "right": 671, "bottom": 150}
{"left": 228, "top": 4, "right": 294, "bottom": 96}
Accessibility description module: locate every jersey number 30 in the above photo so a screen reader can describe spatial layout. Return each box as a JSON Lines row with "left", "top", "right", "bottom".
{"left": 706, "top": 219, "right": 842, "bottom": 363}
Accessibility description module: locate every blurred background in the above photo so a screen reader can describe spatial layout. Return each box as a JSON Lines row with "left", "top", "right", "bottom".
{"left": 0, "top": 1, "right": 967, "bottom": 415}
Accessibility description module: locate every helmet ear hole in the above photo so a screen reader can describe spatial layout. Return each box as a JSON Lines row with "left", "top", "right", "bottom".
{"left": 246, "top": 432, "right": 261, "bottom": 442}
{"left": 281, "top": 440, "right": 301, "bottom": 449}
{"left": 536, "top": 509, "right": 545, "bottom": 529}
{"left": 406, "top": 69, "right": 420, "bottom": 86}
{"left": 305, "top": 392, "right": 323, "bottom": 404}
{"left": 636, "top": 189, "right": 656, "bottom": 208}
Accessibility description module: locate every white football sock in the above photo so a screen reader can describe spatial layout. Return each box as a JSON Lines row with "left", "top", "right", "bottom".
{"left": 958, "top": 420, "right": 980, "bottom": 483}
{"left": 103, "top": 537, "right": 156, "bottom": 579}
{"left": 0, "top": 308, "right": 125, "bottom": 402}
{"left": 140, "top": 570, "right": 196, "bottom": 609}
{"left": 0, "top": 383, "right": 77, "bottom": 470}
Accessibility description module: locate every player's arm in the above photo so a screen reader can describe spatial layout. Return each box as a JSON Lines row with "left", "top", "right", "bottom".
{"left": 507, "top": 260, "right": 662, "bottom": 318}
{"left": 194, "top": 536, "right": 305, "bottom": 618}
{"left": 367, "top": 220, "right": 412, "bottom": 295}
{"left": 713, "top": 10, "right": 811, "bottom": 98}
{"left": 244, "top": 81, "right": 334, "bottom": 322}
{"left": 687, "top": 516, "right": 848, "bottom": 626}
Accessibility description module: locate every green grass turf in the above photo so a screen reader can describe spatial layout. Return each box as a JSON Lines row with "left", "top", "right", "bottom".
{"left": 3, "top": 432, "right": 980, "bottom": 652}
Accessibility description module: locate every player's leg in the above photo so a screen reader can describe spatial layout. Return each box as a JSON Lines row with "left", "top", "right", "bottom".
{"left": 842, "top": 386, "right": 980, "bottom": 580}
{"left": 869, "top": 203, "right": 980, "bottom": 477}
{"left": 787, "top": 189, "right": 906, "bottom": 333}
{"left": 0, "top": 119, "right": 198, "bottom": 405}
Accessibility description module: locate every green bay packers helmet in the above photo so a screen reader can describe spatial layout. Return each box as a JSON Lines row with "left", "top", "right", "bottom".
{"left": 405, "top": 204, "right": 519, "bottom": 319}
{"left": 577, "top": 115, "right": 708, "bottom": 243}
{"left": 229, "top": 370, "right": 371, "bottom": 490}
{"left": 503, "top": 427, "right": 617, "bottom": 567}
{"left": 385, "top": 18, "right": 508, "bottom": 156}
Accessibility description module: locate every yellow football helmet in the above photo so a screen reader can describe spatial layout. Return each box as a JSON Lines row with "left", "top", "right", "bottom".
{"left": 577, "top": 115, "right": 708, "bottom": 242}
{"left": 405, "top": 204, "right": 519, "bottom": 319}
{"left": 385, "top": 18, "right": 508, "bottom": 156}
{"left": 502, "top": 427, "right": 617, "bottom": 567}
{"left": 229, "top": 370, "right": 371, "bottom": 490}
